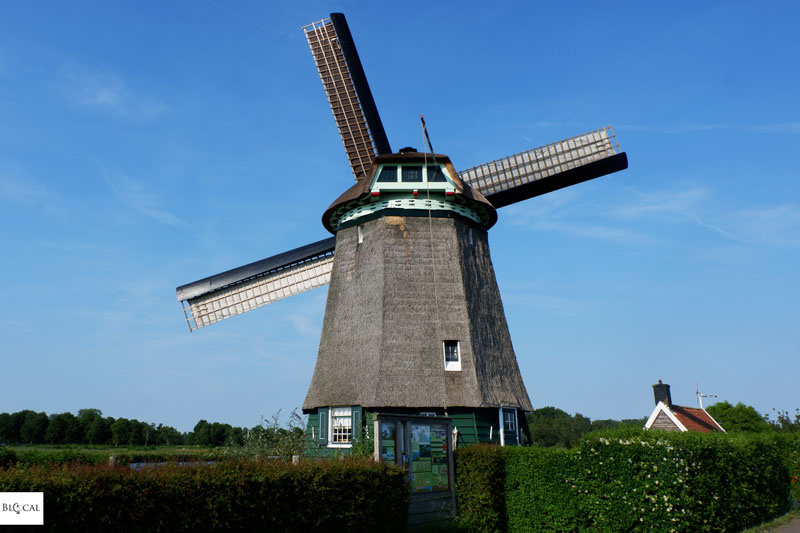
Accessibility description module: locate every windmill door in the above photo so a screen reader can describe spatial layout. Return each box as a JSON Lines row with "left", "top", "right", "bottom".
{"left": 374, "top": 415, "right": 455, "bottom": 523}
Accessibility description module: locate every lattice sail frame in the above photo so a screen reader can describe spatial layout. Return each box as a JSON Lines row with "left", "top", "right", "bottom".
{"left": 181, "top": 251, "right": 334, "bottom": 331}
{"left": 459, "top": 127, "right": 621, "bottom": 197}
{"left": 304, "top": 17, "right": 381, "bottom": 181}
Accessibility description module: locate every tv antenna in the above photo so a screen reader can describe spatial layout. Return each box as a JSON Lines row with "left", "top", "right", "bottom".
{"left": 696, "top": 382, "right": 717, "bottom": 409}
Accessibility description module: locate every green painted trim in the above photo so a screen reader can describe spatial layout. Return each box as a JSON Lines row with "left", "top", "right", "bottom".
{"left": 339, "top": 195, "right": 481, "bottom": 227}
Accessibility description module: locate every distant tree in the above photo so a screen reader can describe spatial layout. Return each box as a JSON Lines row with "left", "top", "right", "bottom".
{"left": 141, "top": 422, "right": 156, "bottom": 446}
{"left": 208, "top": 422, "right": 229, "bottom": 447}
{"left": 127, "top": 420, "right": 145, "bottom": 446}
{"left": 526, "top": 407, "right": 592, "bottom": 448}
{"left": 591, "top": 419, "right": 621, "bottom": 432}
{"left": 45, "top": 413, "right": 78, "bottom": 444}
{"left": 705, "top": 401, "right": 772, "bottom": 433}
{"left": 77, "top": 409, "right": 104, "bottom": 443}
{"left": 225, "top": 426, "right": 244, "bottom": 447}
{"left": 620, "top": 417, "right": 648, "bottom": 428}
{"left": 0, "top": 413, "right": 16, "bottom": 443}
{"left": 86, "top": 416, "right": 112, "bottom": 444}
{"left": 111, "top": 418, "right": 130, "bottom": 447}
{"left": 155, "top": 424, "right": 183, "bottom": 446}
{"left": 20, "top": 412, "right": 49, "bottom": 444}
{"left": 190, "top": 420, "right": 210, "bottom": 446}
{"left": 769, "top": 409, "right": 800, "bottom": 433}
{"left": 0, "top": 411, "right": 33, "bottom": 444}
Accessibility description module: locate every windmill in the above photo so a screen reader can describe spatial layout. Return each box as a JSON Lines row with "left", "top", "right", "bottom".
{"left": 176, "top": 13, "right": 628, "bottom": 451}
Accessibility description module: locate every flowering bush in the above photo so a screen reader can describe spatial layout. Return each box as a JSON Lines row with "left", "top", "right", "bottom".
{"left": 458, "top": 429, "right": 792, "bottom": 532}
{"left": 573, "top": 429, "right": 788, "bottom": 532}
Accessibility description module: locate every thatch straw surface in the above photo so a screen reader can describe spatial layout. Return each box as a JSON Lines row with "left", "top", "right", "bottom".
{"left": 303, "top": 214, "right": 532, "bottom": 411}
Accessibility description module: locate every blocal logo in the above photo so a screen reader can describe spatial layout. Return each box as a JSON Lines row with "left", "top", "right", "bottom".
{"left": 0, "top": 492, "right": 44, "bottom": 526}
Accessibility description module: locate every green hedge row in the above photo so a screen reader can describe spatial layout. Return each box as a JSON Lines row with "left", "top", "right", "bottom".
{"left": 456, "top": 429, "right": 796, "bottom": 532}
{"left": 4, "top": 446, "right": 225, "bottom": 467}
{"left": 0, "top": 458, "right": 408, "bottom": 532}
{"left": 453, "top": 444, "right": 507, "bottom": 532}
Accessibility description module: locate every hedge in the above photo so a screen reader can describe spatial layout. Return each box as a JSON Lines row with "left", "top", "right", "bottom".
{"left": 457, "top": 429, "right": 794, "bottom": 532}
{"left": 505, "top": 447, "right": 586, "bottom": 532}
{"left": 453, "top": 444, "right": 508, "bottom": 531}
{"left": 573, "top": 429, "right": 789, "bottom": 532}
{"left": 0, "top": 458, "right": 408, "bottom": 532}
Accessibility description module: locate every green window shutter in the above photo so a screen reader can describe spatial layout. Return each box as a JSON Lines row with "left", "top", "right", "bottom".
{"left": 318, "top": 407, "right": 328, "bottom": 444}
{"left": 351, "top": 406, "right": 362, "bottom": 440}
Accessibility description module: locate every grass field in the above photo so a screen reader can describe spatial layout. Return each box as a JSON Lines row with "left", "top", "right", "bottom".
{"left": 5, "top": 444, "right": 222, "bottom": 466}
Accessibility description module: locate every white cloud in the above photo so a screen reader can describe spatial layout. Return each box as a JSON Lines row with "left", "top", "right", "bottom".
{"left": 286, "top": 313, "right": 320, "bottom": 337}
{"left": 730, "top": 204, "right": 800, "bottom": 247}
{"left": 0, "top": 174, "right": 64, "bottom": 216}
{"left": 614, "top": 186, "right": 706, "bottom": 217}
{"left": 613, "top": 185, "right": 738, "bottom": 240}
{"left": 618, "top": 123, "right": 727, "bottom": 134}
{"left": 755, "top": 122, "right": 800, "bottom": 134}
{"left": 58, "top": 67, "right": 166, "bottom": 120}
{"left": 99, "top": 165, "right": 186, "bottom": 227}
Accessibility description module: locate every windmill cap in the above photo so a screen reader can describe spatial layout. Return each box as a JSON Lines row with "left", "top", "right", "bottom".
{"left": 321, "top": 151, "right": 497, "bottom": 233}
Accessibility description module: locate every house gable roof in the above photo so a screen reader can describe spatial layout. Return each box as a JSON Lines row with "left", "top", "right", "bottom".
{"left": 644, "top": 401, "right": 725, "bottom": 433}
{"left": 671, "top": 405, "right": 725, "bottom": 433}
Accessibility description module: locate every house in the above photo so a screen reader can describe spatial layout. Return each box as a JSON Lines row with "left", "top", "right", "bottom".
{"left": 644, "top": 380, "right": 725, "bottom": 433}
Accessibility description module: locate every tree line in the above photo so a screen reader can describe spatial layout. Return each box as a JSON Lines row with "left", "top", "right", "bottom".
{"left": 526, "top": 402, "right": 800, "bottom": 449}
{"left": 0, "top": 409, "right": 249, "bottom": 447}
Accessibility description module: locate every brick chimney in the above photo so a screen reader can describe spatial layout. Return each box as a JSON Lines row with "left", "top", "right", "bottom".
{"left": 652, "top": 380, "right": 672, "bottom": 406}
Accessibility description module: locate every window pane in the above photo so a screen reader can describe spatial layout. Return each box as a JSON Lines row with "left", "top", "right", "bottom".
{"left": 331, "top": 407, "right": 352, "bottom": 444}
{"left": 402, "top": 166, "right": 423, "bottom": 182}
{"left": 376, "top": 166, "right": 398, "bottom": 182}
{"left": 444, "top": 340, "right": 459, "bottom": 362}
{"left": 504, "top": 410, "right": 516, "bottom": 432}
{"left": 427, "top": 165, "right": 447, "bottom": 182}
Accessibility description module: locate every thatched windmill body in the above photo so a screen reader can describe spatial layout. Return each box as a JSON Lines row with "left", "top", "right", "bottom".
{"left": 176, "top": 13, "right": 628, "bottom": 451}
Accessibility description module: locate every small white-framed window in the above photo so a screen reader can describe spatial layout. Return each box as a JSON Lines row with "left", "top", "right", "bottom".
{"left": 503, "top": 410, "right": 516, "bottom": 432}
{"left": 443, "top": 340, "right": 461, "bottom": 371}
{"left": 499, "top": 407, "right": 519, "bottom": 446}
{"left": 330, "top": 406, "right": 353, "bottom": 446}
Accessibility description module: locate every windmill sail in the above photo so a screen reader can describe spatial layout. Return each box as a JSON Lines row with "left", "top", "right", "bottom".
{"left": 459, "top": 126, "right": 627, "bottom": 208}
{"left": 176, "top": 238, "right": 335, "bottom": 331}
{"left": 303, "top": 13, "right": 391, "bottom": 181}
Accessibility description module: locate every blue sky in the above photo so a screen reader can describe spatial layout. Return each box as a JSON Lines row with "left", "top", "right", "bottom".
{"left": 2, "top": 1, "right": 798, "bottom": 432}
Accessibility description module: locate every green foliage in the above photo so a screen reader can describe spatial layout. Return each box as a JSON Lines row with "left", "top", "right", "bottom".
{"left": 226, "top": 410, "right": 305, "bottom": 460}
{"left": 0, "top": 447, "right": 17, "bottom": 469}
{"left": 505, "top": 447, "right": 586, "bottom": 532}
{"left": 8, "top": 445, "right": 224, "bottom": 467}
{"left": 455, "top": 430, "right": 792, "bottom": 532}
{"left": 782, "top": 435, "right": 800, "bottom": 502}
{"left": 349, "top": 412, "right": 376, "bottom": 458}
{"left": 0, "top": 458, "right": 408, "bottom": 532}
{"left": 525, "top": 407, "right": 646, "bottom": 449}
{"left": 575, "top": 429, "right": 788, "bottom": 531}
{"left": 0, "top": 409, "right": 187, "bottom": 447}
{"left": 453, "top": 444, "right": 507, "bottom": 532}
{"left": 526, "top": 407, "right": 590, "bottom": 448}
{"left": 706, "top": 401, "right": 774, "bottom": 433}
{"left": 771, "top": 409, "right": 800, "bottom": 433}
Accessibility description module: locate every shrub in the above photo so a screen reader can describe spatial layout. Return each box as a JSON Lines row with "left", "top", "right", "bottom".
{"left": 0, "top": 446, "right": 17, "bottom": 469}
{"left": 455, "top": 429, "right": 793, "bottom": 532}
{"left": 576, "top": 429, "right": 789, "bottom": 532}
{"left": 0, "top": 458, "right": 408, "bottom": 532}
{"left": 453, "top": 444, "right": 507, "bottom": 532}
{"left": 505, "top": 447, "right": 587, "bottom": 532}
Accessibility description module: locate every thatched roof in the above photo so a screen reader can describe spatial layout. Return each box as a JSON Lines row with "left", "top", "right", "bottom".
{"left": 303, "top": 214, "right": 532, "bottom": 412}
